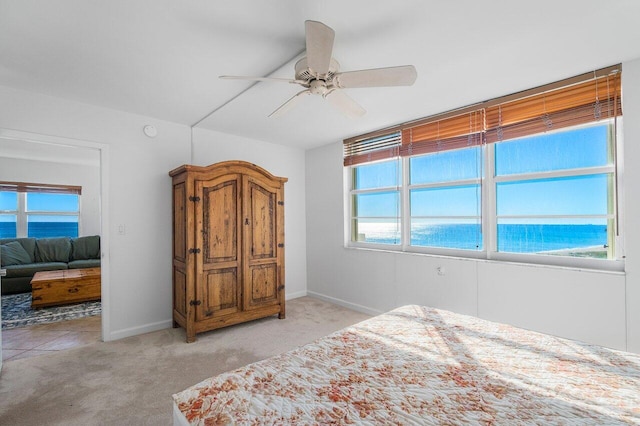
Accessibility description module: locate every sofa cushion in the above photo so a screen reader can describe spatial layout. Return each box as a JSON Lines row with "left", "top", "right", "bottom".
{"left": 68, "top": 259, "right": 101, "bottom": 269}
{"left": 0, "top": 276, "right": 33, "bottom": 295}
{"left": 35, "top": 238, "right": 72, "bottom": 263}
{"left": 4, "top": 262, "right": 68, "bottom": 278}
{"left": 1, "top": 241, "right": 33, "bottom": 266}
{"left": 0, "top": 238, "right": 36, "bottom": 262}
{"left": 71, "top": 235, "right": 100, "bottom": 260}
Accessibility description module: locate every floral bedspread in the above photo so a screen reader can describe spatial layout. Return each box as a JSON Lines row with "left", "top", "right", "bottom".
{"left": 173, "top": 305, "right": 640, "bottom": 425}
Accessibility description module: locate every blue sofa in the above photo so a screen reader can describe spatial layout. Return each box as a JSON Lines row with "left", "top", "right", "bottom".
{"left": 0, "top": 235, "right": 101, "bottom": 295}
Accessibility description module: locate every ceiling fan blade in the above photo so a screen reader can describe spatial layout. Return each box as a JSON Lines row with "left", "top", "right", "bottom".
{"left": 305, "top": 20, "right": 335, "bottom": 76}
{"left": 219, "top": 75, "right": 305, "bottom": 85}
{"left": 269, "top": 89, "right": 311, "bottom": 118}
{"left": 334, "top": 65, "right": 417, "bottom": 88}
{"left": 325, "top": 89, "right": 366, "bottom": 118}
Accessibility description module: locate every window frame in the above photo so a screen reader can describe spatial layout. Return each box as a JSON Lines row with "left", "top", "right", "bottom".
{"left": 0, "top": 191, "right": 19, "bottom": 237}
{"left": 486, "top": 120, "right": 624, "bottom": 270}
{"left": 407, "top": 146, "right": 484, "bottom": 254}
{"left": 345, "top": 120, "right": 625, "bottom": 272}
{"left": 348, "top": 159, "right": 403, "bottom": 248}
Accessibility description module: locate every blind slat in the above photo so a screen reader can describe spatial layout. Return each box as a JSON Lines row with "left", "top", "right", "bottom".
{"left": 343, "top": 132, "right": 401, "bottom": 166}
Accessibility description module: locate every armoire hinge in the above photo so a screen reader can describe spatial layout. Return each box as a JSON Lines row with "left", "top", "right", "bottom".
{"left": 189, "top": 300, "right": 202, "bottom": 306}
{"left": 278, "top": 243, "right": 284, "bottom": 248}
{"left": 188, "top": 248, "right": 201, "bottom": 254}
{"left": 189, "top": 196, "right": 201, "bottom": 202}
{"left": 277, "top": 201, "right": 284, "bottom": 206}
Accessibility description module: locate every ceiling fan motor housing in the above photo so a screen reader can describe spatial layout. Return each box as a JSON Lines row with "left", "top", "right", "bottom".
{"left": 295, "top": 57, "right": 340, "bottom": 83}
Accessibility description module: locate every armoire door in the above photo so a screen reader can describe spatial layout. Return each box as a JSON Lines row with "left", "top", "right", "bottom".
{"left": 243, "top": 175, "right": 282, "bottom": 310}
{"left": 172, "top": 180, "right": 189, "bottom": 320}
{"left": 195, "top": 174, "right": 242, "bottom": 321}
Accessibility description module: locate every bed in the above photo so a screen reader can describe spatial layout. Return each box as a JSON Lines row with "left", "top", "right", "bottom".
{"left": 173, "top": 305, "right": 640, "bottom": 425}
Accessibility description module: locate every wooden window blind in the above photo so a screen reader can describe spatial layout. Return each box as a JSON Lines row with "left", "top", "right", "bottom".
{"left": 344, "top": 64, "right": 622, "bottom": 165}
{"left": 343, "top": 132, "right": 401, "bottom": 166}
{"left": 400, "top": 109, "right": 485, "bottom": 156}
{"left": 485, "top": 70, "right": 622, "bottom": 143}
{"left": 0, "top": 181, "right": 82, "bottom": 195}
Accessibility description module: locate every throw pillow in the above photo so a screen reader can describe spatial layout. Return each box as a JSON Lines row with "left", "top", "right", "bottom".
{"left": 1, "top": 241, "right": 32, "bottom": 267}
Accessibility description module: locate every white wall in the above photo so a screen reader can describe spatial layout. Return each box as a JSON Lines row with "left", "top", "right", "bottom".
{"left": 622, "top": 58, "right": 640, "bottom": 353}
{"left": 0, "top": 85, "right": 309, "bottom": 341}
{"left": 191, "top": 128, "right": 307, "bottom": 299}
{"left": 0, "top": 155, "right": 101, "bottom": 236}
{"left": 0, "top": 85, "right": 191, "bottom": 340}
{"left": 306, "top": 57, "right": 640, "bottom": 352}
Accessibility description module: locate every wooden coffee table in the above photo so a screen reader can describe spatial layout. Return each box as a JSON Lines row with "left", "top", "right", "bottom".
{"left": 31, "top": 267, "right": 101, "bottom": 309}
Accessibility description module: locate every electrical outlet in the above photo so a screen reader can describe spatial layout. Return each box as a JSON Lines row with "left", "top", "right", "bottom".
{"left": 118, "top": 224, "right": 126, "bottom": 235}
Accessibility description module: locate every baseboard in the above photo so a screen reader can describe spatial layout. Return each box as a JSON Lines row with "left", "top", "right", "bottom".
{"left": 306, "top": 291, "right": 383, "bottom": 317}
{"left": 106, "top": 293, "right": 306, "bottom": 341}
{"left": 106, "top": 319, "right": 173, "bottom": 342}
{"left": 285, "top": 290, "right": 307, "bottom": 300}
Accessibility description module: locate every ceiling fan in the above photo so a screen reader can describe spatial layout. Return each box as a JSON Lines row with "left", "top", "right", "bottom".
{"left": 220, "top": 20, "right": 417, "bottom": 118}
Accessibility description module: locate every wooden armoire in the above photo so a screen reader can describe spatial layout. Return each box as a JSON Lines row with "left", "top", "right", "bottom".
{"left": 169, "top": 161, "right": 287, "bottom": 342}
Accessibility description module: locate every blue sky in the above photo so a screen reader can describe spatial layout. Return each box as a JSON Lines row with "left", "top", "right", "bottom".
{"left": 0, "top": 192, "right": 16, "bottom": 211}
{"left": 0, "top": 192, "right": 79, "bottom": 222}
{"left": 355, "top": 124, "right": 611, "bottom": 223}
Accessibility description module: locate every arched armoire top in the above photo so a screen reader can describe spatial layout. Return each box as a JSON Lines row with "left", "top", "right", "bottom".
{"left": 169, "top": 161, "right": 288, "bottom": 185}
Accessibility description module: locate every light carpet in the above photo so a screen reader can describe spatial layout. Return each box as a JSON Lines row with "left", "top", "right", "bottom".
{"left": 0, "top": 296, "right": 370, "bottom": 426}
{"left": 1, "top": 293, "right": 101, "bottom": 330}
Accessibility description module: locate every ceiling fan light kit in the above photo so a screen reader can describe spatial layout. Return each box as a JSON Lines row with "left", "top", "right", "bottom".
{"left": 220, "top": 20, "right": 417, "bottom": 118}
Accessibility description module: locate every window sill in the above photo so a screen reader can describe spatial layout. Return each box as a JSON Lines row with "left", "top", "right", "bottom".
{"left": 344, "top": 244, "right": 625, "bottom": 274}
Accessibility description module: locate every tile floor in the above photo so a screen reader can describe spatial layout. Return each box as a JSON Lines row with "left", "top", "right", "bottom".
{"left": 2, "top": 315, "right": 101, "bottom": 362}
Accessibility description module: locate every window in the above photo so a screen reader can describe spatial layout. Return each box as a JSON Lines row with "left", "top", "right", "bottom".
{"left": 351, "top": 158, "right": 401, "bottom": 245}
{"left": 409, "top": 146, "right": 483, "bottom": 250}
{"left": 344, "top": 65, "right": 623, "bottom": 270}
{"left": 0, "top": 191, "right": 18, "bottom": 238}
{"left": 0, "top": 182, "right": 81, "bottom": 238}
{"left": 494, "top": 124, "right": 615, "bottom": 258}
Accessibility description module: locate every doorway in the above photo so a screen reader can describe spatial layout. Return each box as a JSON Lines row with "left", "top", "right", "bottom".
{"left": 0, "top": 129, "right": 109, "bottom": 366}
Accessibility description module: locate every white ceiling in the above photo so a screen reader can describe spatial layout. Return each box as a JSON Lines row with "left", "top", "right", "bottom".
{"left": 2, "top": 0, "right": 640, "bottom": 150}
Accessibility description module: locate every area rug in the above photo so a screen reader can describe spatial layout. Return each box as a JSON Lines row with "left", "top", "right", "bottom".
{"left": 1, "top": 293, "right": 101, "bottom": 329}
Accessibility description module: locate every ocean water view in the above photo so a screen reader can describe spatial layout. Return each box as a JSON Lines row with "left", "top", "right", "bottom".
{"left": 0, "top": 222, "right": 78, "bottom": 239}
{"left": 3, "top": 222, "right": 607, "bottom": 256}
{"left": 357, "top": 223, "right": 608, "bottom": 256}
